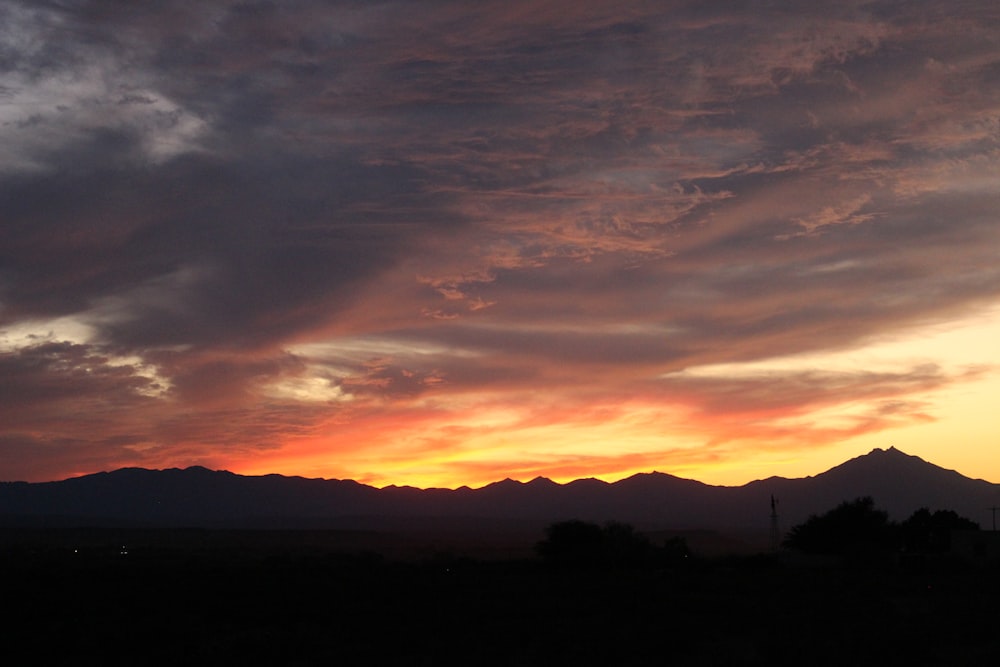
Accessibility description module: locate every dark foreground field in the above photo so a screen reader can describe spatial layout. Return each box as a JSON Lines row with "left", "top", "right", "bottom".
{"left": 4, "top": 529, "right": 999, "bottom": 666}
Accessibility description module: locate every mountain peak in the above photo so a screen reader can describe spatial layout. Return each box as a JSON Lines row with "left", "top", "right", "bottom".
{"left": 827, "top": 446, "right": 927, "bottom": 476}
{"left": 869, "top": 446, "right": 905, "bottom": 456}
{"left": 481, "top": 477, "right": 522, "bottom": 490}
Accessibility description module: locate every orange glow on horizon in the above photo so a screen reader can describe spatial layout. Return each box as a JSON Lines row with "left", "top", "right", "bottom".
{"left": 221, "top": 308, "right": 1000, "bottom": 490}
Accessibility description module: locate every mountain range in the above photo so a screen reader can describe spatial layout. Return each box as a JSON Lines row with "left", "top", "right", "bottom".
{"left": 3, "top": 448, "right": 999, "bottom": 541}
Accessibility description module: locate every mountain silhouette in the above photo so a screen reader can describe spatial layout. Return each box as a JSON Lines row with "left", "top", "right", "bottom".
{"left": 2, "top": 448, "right": 997, "bottom": 536}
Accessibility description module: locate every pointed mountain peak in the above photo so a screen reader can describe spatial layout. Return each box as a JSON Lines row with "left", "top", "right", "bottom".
{"left": 858, "top": 446, "right": 926, "bottom": 466}
{"left": 526, "top": 476, "right": 559, "bottom": 487}
{"left": 818, "top": 446, "right": 956, "bottom": 486}
{"left": 619, "top": 470, "right": 693, "bottom": 484}
{"left": 567, "top": 477, "right": 609, "bottom": 488}
{"left": 480, "top": 477, "right": 523, "bottom": 490}
{"left": 869, "top": 446, "right": 907, "bottom": 457}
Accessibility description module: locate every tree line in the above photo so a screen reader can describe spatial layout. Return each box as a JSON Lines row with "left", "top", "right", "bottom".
{"left": 535, "top": 519, "right": 690, "bottom": 568}
{"left": 535, "top": 498, "right": 980, "bottom": 567}
{"left": 782, "top": 496, "right": 979, "bottom": 555}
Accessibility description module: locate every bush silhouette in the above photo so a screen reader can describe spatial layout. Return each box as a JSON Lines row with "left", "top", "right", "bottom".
{"left": 783, "top": 496, "right": 894, "bottom": 554}
{"left": 536, "top": 520, "right": 655, "bottom": 567}
{"left": 785, "top": 498, "right": 980, "bottom": 556}
{"left": 899, "top": 508, "right": 979, "bottom": 553}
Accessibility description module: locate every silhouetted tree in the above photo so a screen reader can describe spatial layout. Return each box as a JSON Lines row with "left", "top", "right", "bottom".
{"left": 783, "top": 496, "right": 895, "bottom": 554}
{"left": 536, "top": 520, "right": 606, "bottom": 565}
{"left": 535, "top": 520, "right": 654, "bottom": 567}
{"left": 900, "top": 508, "right": 979, "bottom": 553}
{"left": 785, "top": 499, "right": 982, "bottom": 557}
{"left": 602, "top": 521, "right": 654, "bottom": 563}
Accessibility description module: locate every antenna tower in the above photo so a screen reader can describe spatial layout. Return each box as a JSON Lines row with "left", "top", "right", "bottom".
{"left": 769, "top": 495, "right": 780, "bottom": 552}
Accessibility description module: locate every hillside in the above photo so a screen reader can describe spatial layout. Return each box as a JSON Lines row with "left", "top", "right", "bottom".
{"left": 3, "top": 448, "right": 997, "bottom": 540}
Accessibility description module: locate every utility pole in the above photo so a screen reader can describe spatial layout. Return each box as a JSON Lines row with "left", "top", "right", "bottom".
{"left": 770, "top": 495, "right": 780, "bottom": 552}
{"left": 989, "top": 506, "right": 999, "bottom": 532}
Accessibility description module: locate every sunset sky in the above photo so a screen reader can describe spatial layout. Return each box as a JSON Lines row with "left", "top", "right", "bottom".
{"left": 2, "top": 1, "right": 999, "bottom": 488}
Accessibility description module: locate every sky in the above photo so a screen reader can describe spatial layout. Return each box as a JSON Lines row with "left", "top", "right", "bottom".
{"left": 2, "top": 0, "right": 999, "bottom": 488}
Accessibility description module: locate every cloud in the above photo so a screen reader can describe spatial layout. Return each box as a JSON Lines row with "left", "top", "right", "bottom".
{"left": 0, "top": 3, "right": 209, "bottom": 172}
{"left": 2, "top": 1, "right": 999, "bottom": 484}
